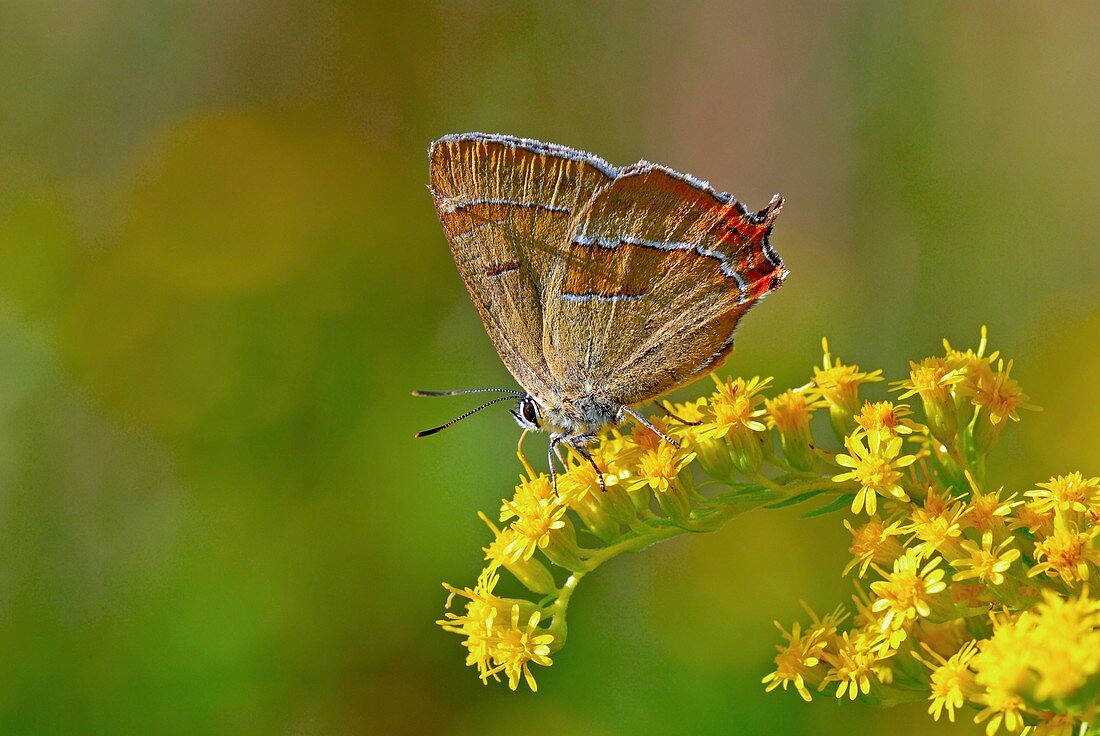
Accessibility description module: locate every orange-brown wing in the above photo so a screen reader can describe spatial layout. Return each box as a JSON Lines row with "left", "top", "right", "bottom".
{"left": 542, "top": 164, "right": 786, "bottom": 405}
{"left": 429, "top": 133, "right": 618, "bottom": 402}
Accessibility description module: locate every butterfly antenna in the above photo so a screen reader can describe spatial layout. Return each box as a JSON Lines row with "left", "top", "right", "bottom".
{"left": 412, "top": 388, "right": 522, "bottom": 397}
{"left": 414, "top": 394, "right": 518, "bottom": 438}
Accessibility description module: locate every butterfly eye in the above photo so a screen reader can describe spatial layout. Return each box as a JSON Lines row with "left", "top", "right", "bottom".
{"left": 521, "top": 397, "right": 540, "bottom": 428}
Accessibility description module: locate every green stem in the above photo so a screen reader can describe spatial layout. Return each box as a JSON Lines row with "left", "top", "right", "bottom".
{"left": 548, "top": 479, "right": 841, "bottom": 645}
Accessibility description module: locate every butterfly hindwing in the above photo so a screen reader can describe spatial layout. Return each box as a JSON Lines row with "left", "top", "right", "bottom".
{"left": 542, "top": 164, "right": 786, "bottom": 405}
{"left": 428, "top": 133, "right": 617, "bottom": 403}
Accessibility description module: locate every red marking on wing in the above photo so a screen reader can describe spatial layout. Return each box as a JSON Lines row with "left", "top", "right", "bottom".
{"left": 485, "top": 260, "right": 521, "bottom": 277}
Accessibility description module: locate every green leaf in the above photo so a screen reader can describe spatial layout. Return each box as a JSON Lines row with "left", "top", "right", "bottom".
{"left": 801, "top": 493, "right": 856, "bottom": 518}
{"left": 708, "top": 485, "right": 774, "bottom": 505}
{"left": 764, "top": 488, "right": 829, "bottom": 509}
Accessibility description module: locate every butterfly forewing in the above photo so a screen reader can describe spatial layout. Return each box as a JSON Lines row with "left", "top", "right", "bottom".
{"left": 429, "top": 133, "right": 617, "bottom": 402}
{"left": 543, "top": 165, "right": 786, "bottom": 405}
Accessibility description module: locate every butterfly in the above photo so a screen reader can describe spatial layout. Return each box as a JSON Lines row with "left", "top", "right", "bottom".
{"left": 415, "top": 133, "right": 787, "bottom": 491}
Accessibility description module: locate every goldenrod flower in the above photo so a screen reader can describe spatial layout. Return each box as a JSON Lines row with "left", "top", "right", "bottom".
{"left": 966, "top": 359, "right": 1032, "bottom": 426}
{"left": 845, "top": 602, "right": 902, "bottom": 656}
{"left": 631, "top": 415, "right": 675, "bottom": 453}
{"left": 948, "top": 590, "right": 1100, "bottom": 734}
{"left": 894, "top": 356, "right": 965, "bottom": 445}
{"left": 950, "top": 532, "right": 1020, "bottom": 586}
{"left": 500, "top": 492, "right": 570, "bottom": 563}
{"left": 1026, "top": 472, "right": 1100, "bottom": 515}
{"left": 914, "top": 639, "right": 978, "bottom": 722}
{"left": 480, "top": 604, "right": 556, "bottom": 691}
{"left": 944, "top": 326, "right": 997, "bottom": 379}
{"left": 895, "top": 356, "right": 964, "bottom": 404}
{"left": 588, "top": 433, "right": 650, "bottom": 521}
{"left": 1024, "top": 590, "right": 1100, "bottom": 702}
{"left": 803, "top": 602, "right": 849, "bottom": 642}
{"left": 627, "top": 442, "right": 696, "bottom": 518}
{"left": 696, "top": 375, "right": 770, "bottom": 473}
{"left": 902, "top": 491, "right": 965, "bottom": 561}
{"left": 501, "top": 473, "right": 555, "bottom": 520}
{"left": 765, "top": 389, "right": 816, "bottom": 435}
{"left": 439, "top": 569, "right": 536, "bottom": 682}
{"left": 697, "top": 375, "right": 770, "bottom": 438}
{"left": 972, "top": 616, "right": 1031, "bottom": 735}
{"left": 971, "top": 611, "right": 1029, "bottom": 690}
{"left": 812, "top": 338, "right": 883, "bottom": 439}
{"left": 843, "top": 516, "right": 905, "bottom": 577}
{"left": 1012, "top": 589, "right": 1100, "bottom": 704}
{"left": 765, "top": 389, "right": 823, "bottom": 471}
{"left": 834, "top": 433, "right": 916, "bottom": 516}
{"left": 482, "top": 526, "right": 514, "bottom": 565}
{"left": 481, "top": 512, "right": 558, "bottom": 595}
{"left": 967, "top": 359, "right": 1037, "bottom": 452}
{"left": 585, "top": 433, "right": 638, "bottom": 487}
{"left": 762, "top": 619, "right": 827, "bottom": 701}
{"left": 1028, "top": 514, "right": 1100, "bottom": 585}
{"left": 1029, "top": 714, "right": 1080, "bottom": 736}
{"left": 820, "top": 630, "right": 891, "bottom": 700}
{"left": 667, "top": 396, "right": 735, "bottom": 479}
{"left": 963, "top": 486, "right": 1019, "bottom": 535}
{"left": 855, "top": 400, "right": 916, "bottom": 443}
{"left": 628, "top": 442, "right": 695, "bottom": 495}
{"left": 557, "top": 461, "right": 622, "bottom": 542}
{"left": 920, "top": 485, "right": 952, "bottom": 515}
{"left": 499, "top": 474, "right": 583, "bottom": 569}
{"left": 870, "top": 550, "right": 947, "bottom": 632}
{"left": 661, "top": 396, "right": 708, "bottom": 441}
{"left": 1007, "top": 500, "right": 1054, "bottom": 537}
{"left": 973, "top": 689, "right": 1027, "bottom": 736}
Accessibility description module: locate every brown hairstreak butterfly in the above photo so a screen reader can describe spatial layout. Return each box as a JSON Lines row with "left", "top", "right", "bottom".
{"left": 415, "top": 133, "right": 787, "bottom": 491}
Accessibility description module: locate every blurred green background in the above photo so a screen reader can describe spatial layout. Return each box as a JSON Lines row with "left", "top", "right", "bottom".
{"left": 1, "top": 1, "right": 1098, "bottom": 734}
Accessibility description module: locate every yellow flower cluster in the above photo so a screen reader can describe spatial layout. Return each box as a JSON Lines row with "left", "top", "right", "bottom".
{"left": 438, "top": 568, "right": 555, "bottom": 691}
{"left": 765, "top": 329, "right": 1099, "bottom": 734}
{"left": 439, "top": 371, "right": 814, "bottom": 691}
{"left": 438, "top": 328, "right": 1097, "bottom": 733}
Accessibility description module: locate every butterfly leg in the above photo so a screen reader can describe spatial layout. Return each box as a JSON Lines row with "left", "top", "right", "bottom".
{"left": 653, "top": 401, "right": 701, "bottom": 427}
{"left": 564, "top": 434, "right": 606, "bottom": 493}
{"left": 552, "top": 440, "right": 568, "bottom": 469}
{"left": 622, "top": 406, "right": 681, "bottom": 448}
{"left": 547, "top": 433, "right": 564, "bottom": 495}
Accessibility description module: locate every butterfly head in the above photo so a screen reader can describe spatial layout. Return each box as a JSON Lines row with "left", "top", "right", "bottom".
{"left": 510, "top": 394, "right": 543, "bottom": 432}
{"left": 508, "top": 392, "right": 621, "bottom": 437}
